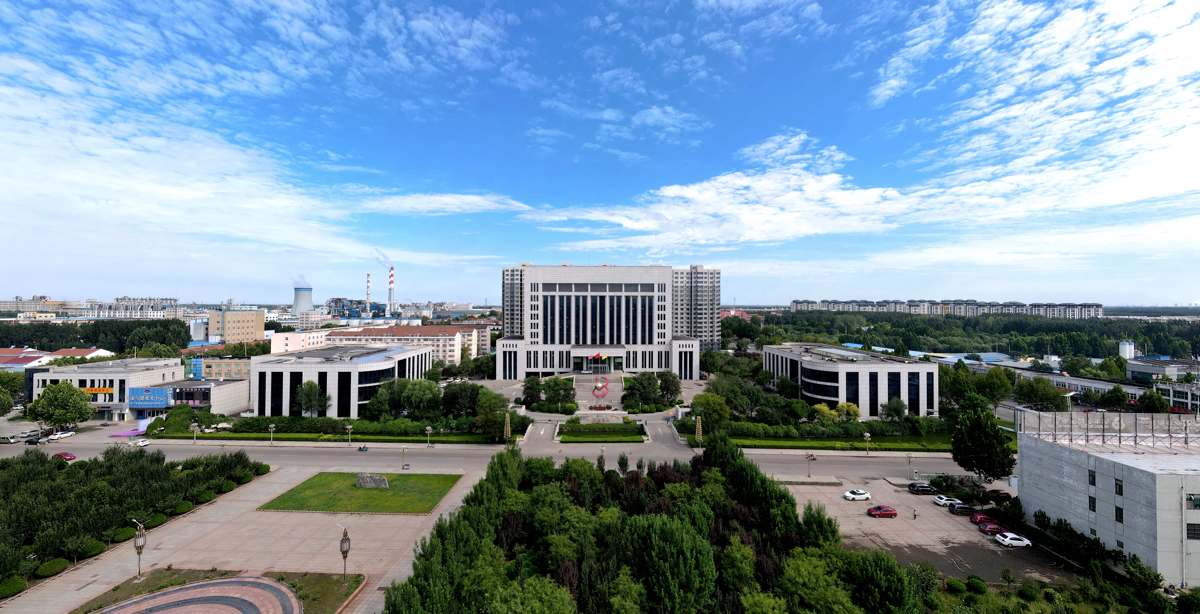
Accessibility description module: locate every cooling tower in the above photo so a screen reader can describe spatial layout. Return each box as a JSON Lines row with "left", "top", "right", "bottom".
{"left": 293, "top": 287, "right": 314, "bottom": 313}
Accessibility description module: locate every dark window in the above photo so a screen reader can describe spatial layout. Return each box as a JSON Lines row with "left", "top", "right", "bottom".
{"left": 846, "top": 372, "right": 860, "bottom": 409}
{"left": 640, "top": 283, "right": 654, "bottom": 292}
{"left": 802, "top": 380, "right": 839, "bottom": 398}
{"left": 544, "top": 283, "right": 557, "bottom": 291}
{"left": 1188, "top": 524, "right": 1200, "bottom": 540}
{"left": 1089, "top": 496, "right": 1096, "bottom": 512}
{"left": 591, "top": 283, "right": 607, "bottom": 292}
{"left": 1115, "top": 479, "right": 1124, "bottom": 496}
{"left": 358, "top": 367, "right": 394, "bottom": 386}
{"left": 1189, "top": 495, "right": 1200, "bottom": 510}
{"left": 317, "top": 372, "right": 328, "bottom": 417}
{"left": 909, "top": 373, "right": 920, "bottom": 416}
{"left": 789, "top": 359, "right": 798, "bottom": 383}
{"left": 289, "top": 372, "right": 303, "bottom": 417}
{"left": 560, "top": 295, "right": 566, "bottom": 344}
{"left": 801, "top": 366, "right": 839, "bottom": 383}
{"left": 888, "top": 372, "right": 901, "bottom": 401}
{"left": 625, "top": 284, "right": 639, "bottom": 292}
{"left": 1115, "top": 506, "right": 1123, "bottom": 524}
{"left": 1089, "top": 470, "right": 1096, "bottom": 486}
{"left": 119, "top": 379, "right": 125, "bottom": 403}
{"left": 624, "top": 296, "right": 631, "bottom": 345}
{"left": 599, "top": 296, "right": 607, "bottom": 344}
{"left": 590, "top": 295, "right": 598, "bottom": 344}
{"left": 270, "top": 372, "right": 283, "bottom": 416}
{"left": 608, "top": 295, "right": 615, "bottom": 345}
{"left": 575, "top": 283, "right": 589, "bottom": 291}
{"left": 545, "top": 295, "right": 553, "bottom": 345}
{"left": 869, "top": 373, "right": 879, "bottom": 415}
{"left": 337, "top": 372, "right": 352, "bottom": 417}
{"left": 257, "top": 372, "right": 266, "bottom": 415}
{"left": 1117, "top": 540, "right": 1124, "bottom": 548}
{"left": 926, "top": 372, "right": 934, "bottom": 410}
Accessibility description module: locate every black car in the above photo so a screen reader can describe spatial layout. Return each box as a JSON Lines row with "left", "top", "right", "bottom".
{"left": 949, "top": 504, "right": 978, "bottom": 516}
{"left": 24, "top": 437, "right": 42, "bottom": 445}
{"left": 908, "top": 482, "right": 939, "bottom": 495}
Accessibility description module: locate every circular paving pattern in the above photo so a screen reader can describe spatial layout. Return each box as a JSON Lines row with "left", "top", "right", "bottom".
{"left": 98, "top": 576, "right": 301, "bottom": 614}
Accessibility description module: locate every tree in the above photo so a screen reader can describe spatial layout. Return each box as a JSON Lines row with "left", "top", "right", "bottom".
{"left": 294, "top": 381, "right": 331, "bottom": 417}
{"left": 624, "top": 372, "right": 659, "bottom": 407}
{"left": 0, "top": 388, "right": 11, "bottom": 413}
{"left": 690, "top": 393, "right": 730, "bottom": 427}
{"left": 1060, "top": 355, "right": 1093, "bottom": 376}
{"left": 753, "top": 370, "right": 772, "bottom": 387}
{"left": 617, "top": 452, "right": 629, "bottom": 475}
{"left": 423, "top": 367, "right": 441, "bottom": 382}
{"left": 834, "top": 402, "right": 860, "bottom": 422}
{"left": 813, "top": 403, "right": 837, "bottom": 423}
{"left": 0, "top": 371, "right": 23, "bottom": 397}
{"left": 1013, "top": 376, "right": 1069, "bottom": 412}
{"left": 489, "top": 576, "right": 578, "bottom": 614}
{"left": 1137, "top": 389, "right": 1170, "bottom": 413}
{"left": 1029, "top": 360, "right": 1055, "bottom": 373}
{"left": 974, "top": 367, "right": 1014, "bottom": 408}
{"left": 522, "top": 376, "right": 543, "bottom": 408}
{"left": 880, "top": 397, "right": 907, "bottom": 422}
{"left": 951, "top": 393, "right": 1016, "bottom": 481}
{"left": 735, "top": 338, "right": 750, "bottom": 352}
{"left": 965, "top": 353, "right": 983, "bottom": 361}
{"left": 656, "top": 371, "right": 681, "bottom": 404}
{"left": 1099, "top": 385, "right": 1129, "bottom": 411}
{"left": 442, "top": 382, "right": 482, "bottom": 419}
{"left": 26, "top": 382, "right": 93, "bottom": 428}
{"left": 474, "top": 389, "right": 512, "bottom": 441}
{"left": 893, "top": 341, "right": 910, "bottom": 358}
{"left": 543, "top": 377, "right": 576, "bottom": 406}
{"left": 402, "top": 379, "right": 443, "bottom": 421}
{"left": 700, "top": 350, "right": 720, "bottom": 375}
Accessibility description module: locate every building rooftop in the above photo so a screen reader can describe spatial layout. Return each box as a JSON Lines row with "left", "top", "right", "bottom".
{"left": 47, "top": 347, "right": 106, "bottom": 356}
{"left": 46, "top": 358, "right": 180, "bottom": 372}
{"left": 326, "top": 326, "right": 482, "bottom": 338}
{"left": 256, "top": 344, "right": 417, "bottom": 364}
{"left": 767, "top": 342, "right": 924, "bottom": 365}
{"left": 1018, "top": 410, "right": 1200, "bottom": 467}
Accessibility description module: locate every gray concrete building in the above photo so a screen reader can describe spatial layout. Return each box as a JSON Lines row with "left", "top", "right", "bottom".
{"left": 250, "top": 344, "right": 431, "bottom": 418}
{"left": 1017, "top": 411, "right": 1200, "bottom": 587}
{"left": 672, "top": 265, "right": 721, "bottom": 351}
{"left": 32, "top": 358, "right": 186, "bottom": 422}
{"left": 496, "top": 263, "right": 702, "bottom": 381}
{"left": 762, "top": 343, "right": 939, "bottom": 417}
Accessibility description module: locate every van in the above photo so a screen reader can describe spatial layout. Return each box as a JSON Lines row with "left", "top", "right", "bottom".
{"left": 19, "top": 430, "right": 40, "bottom": 439}
{"left": 2, "top": 435, "right": 19, "bottom": 444}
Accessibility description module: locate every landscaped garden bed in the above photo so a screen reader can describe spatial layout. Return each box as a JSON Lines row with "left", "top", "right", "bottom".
{"left": 259, "top": 473, "right": 461, "bottom": 514}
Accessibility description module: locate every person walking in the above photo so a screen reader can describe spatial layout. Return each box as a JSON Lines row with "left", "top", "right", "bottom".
{"left": 913, "top": 509, "right": 918, "bottom": 520}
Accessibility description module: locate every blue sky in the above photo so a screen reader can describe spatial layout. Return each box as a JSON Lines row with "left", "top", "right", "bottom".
{"left": 3, "top": 0, "right": 1199, "bottom": 306}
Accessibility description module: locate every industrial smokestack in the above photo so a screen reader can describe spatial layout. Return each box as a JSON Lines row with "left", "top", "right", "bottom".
{"left": 387, "top": 267, "right": 394, "bottom": 318}
{"left": 293, "top": 287, "right": 314, "bottom": 313}
{"left": 366, "top": 274, "right": 371, "bottom": 318}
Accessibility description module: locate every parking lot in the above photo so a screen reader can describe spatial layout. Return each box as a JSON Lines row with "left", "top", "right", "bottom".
{"left": 789, "top": 479, "right": 1072, "bottom": 583}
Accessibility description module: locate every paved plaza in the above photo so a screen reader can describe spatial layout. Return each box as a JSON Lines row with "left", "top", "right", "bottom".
{"left": 95, "top": 576, "right": 301, "bottom": 614}
{"left": 1, "top": 464, "right": 480, "bottom": 614}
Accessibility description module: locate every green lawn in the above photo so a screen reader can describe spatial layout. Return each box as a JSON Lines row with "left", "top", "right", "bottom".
{"left": 156, "top": 432, "right": 493, "bottom": 444}
{"left": 71, "top": 568, "right": 241, "bottom": 614}
{"left": 685, "top": 431, "right": 1015, "bottom": 452}
{"left": 560, "top": 434, "right": 644, "bottom": 443}
{"left": 270, "top": 571, "right": 365, "bottom": 614}
{"left": 260, "top": 473, "right": 461, "bottom": 514}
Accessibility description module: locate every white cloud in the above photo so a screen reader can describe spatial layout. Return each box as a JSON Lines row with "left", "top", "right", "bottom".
{"left": 541, "top": 98, "right": 626, "bottom": 122}
{"left": 868, "top": 0, "right": 954, "bottom": 107}
{"left": 631, "top": 105, "right": 711, "bottom": 140}
{"left": 526, "top": 127, "right": 574, "bottom": 144}
{"left": 582, "top": 143, "right": 648, "bottom": 163}
{"left": 592, "top": 67, "right": 646, "bottom": 94}
{"left": 362, "top": 194, "right": 532, "bottom": 215}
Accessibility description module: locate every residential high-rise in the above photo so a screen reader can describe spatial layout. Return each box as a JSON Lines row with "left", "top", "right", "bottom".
{"left": 672, "top": 264, "right": 722, "bottom": 351}
{"left": 495, "top": 263, "right": 707, "bottom": 381}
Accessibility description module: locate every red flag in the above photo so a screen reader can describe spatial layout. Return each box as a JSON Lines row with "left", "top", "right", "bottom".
{"left": 593, "top": 353, "right": 601, "bottom": 359}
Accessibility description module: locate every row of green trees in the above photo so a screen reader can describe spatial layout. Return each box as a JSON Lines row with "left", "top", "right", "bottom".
{"left": 620, "top": 371, "right": 681, "bottom": 410}
{"left": 0, "top": 448, "right": 260, "bottom": 591}
{"left": 0, "top": 320, "right": 191, "bottom": 354}
{"left": 385, "top": 434, "right": 947, "bottom": 614}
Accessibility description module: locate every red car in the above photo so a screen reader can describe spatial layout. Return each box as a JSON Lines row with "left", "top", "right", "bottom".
{"left": 978, "top": 522, "right": 1007, "bottom": 535}
{"left": 969, "top": 513, "right": 995, "bottom": 525}
{"left": 991, "top": 491, "right": 1012, "bottom": 502}
{"left": 51, "top": 452, "right": 76, "bottom": 461}
{"left": 867, "top": 506, "right": 898, "bottom": 518}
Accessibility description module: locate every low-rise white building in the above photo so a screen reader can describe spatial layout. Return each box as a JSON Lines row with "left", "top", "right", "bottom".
{"left": 32, "top": 358, "right": 186, "bottom": 422}
{"left": 762, "top": 343, "right": 939, "bottom": 417}
{"left": 1017, "top": 411, "right": 1200, "bottom": 587}
{"left": 250, "top": 344, "right": 431, "bottom": 418}
{"left": 270, "top": 330, "right": 330, "bottom": 354}
{"left": 324, "top": 325, "right": 489, "bottom": 365}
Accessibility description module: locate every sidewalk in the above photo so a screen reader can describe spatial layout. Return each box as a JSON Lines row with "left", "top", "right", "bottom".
{"left": 735, "top": 448, "right": 952, "bottom": 458}
{"left": 151, "top": 438, "right": 503, "bottom": 451}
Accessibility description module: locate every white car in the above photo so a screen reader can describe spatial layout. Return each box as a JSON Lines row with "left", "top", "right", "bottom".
{"left": 581, "top": 370, "right": 593, "bottom": 374}
{"left": 933, "top": 495, "right": 962, "bottom": 507}
{"left": 58, "top": 431, "right": 75, "bottom": 438}
{"left": 996, "top": 533, "right": 1032, "bottom": 548}
{"left": 130, "top": 439, "right": 151, "bottom": 447}
{"left": 843, "top": 489, "right": 871, "bottom": 501}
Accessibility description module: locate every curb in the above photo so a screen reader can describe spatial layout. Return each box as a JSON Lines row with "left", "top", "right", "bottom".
{"left": 335, "top": 574, "right": 371, "bottom": 614}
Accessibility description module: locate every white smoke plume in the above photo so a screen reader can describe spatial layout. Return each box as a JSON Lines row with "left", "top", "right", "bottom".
{"left": 372, "top": 248, "right": 392, "bottom": 270}
{"left": 291, "top": 274, "right": 310, "bottom": 287}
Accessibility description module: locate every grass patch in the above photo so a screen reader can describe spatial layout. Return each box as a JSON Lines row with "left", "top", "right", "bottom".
{"left": 561, "top": 434, "right": 644, "bottom": 443}
{"left": 270, "top": 571, "right": 365, "bottom": 614}
{"left": 997, "top": 419, "right": 1015, "bottom": 429}
{"left": 154, "top": 432, "right": 492, "bottom": 444}
{"left": 260, "top": 473, "right": 461, "bottom": 514}
{"left": 71, "top": 568, "right": 240, "bottom": 614}
{"left": 685, "top": 431, "right": 1014, "bottom": 452}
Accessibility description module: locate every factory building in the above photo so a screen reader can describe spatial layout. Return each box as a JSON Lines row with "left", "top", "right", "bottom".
{"left": 762, "top": 343, "right": 939, "bottom": 417}
{"left": 249, "top": 344, "right": 432, "bottom": 418}
{"left": 497, "top": 263, "right": 702, "bottom": 381}
{"left": 790, "top": 299, "right": 1104, "bottom": 319}
{"left": 325, "top": 326, "right": 490, "bottom": 365}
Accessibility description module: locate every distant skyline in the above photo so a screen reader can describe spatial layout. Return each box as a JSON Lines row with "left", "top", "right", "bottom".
{"left": 3, "top": 0, "right": 1198, "bottom": 305}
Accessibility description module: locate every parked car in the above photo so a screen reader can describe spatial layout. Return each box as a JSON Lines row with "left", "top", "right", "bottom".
{"left": 49, "top": 431, "right": 75, "bottom": 440}
{"left": 996, "top": 533, "right": 1032, "bottom": 548}
{"left": 51, "top": 452, "right": 76, "bottom": 461}
{"left": 843, "top": 489, "right": 871, "bottom": 501}
{"left": 969, "top": 512, "right": 995, "bottom": 525}
{"left": 933, "top": 495, "right": 962, "bottom": 507}
{"left": 908, "top": 482, "right": 939, "bottom": 495}
{"left": 949, "top": 504, "right": 978, "bottom": 516}
{"left": 699, "top": 374, "right": 708, "bottom": 380}
{"left": 19, "top": 429, "right": 40, "bottom": 439}
{"left": 130, "top": 439, "right": 151, "bottom": 447}
{"left": 2, "top": 435, "right": 19, "bottom": 444}
{"left": 25, "top": 437, "right": 45, "bottom": 445}
{"left": 990, "top": 490, "right": 1013, "bottom": 502}
{"left": 978, "top": 522, "right": 1007, "bottom": 535}
{"left": 867, "top": 506, "right": 898, "bottom": 518}
{"left": 100, "top": 422, "right": 112, "bottom": 426}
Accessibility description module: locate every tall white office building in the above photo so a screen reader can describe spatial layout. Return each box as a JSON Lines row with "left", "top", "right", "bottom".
{"left": 496, "top": 263, "right": 704, "bottom": 381}
{"left": 673, "top": 265, "right": 721, "bottom": 351}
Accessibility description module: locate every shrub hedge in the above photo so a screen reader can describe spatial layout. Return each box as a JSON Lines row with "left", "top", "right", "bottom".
{"left": 946, "top": 578, "right": 966, "bottom": 594}
{"left": 144, "top": 513, "right": 167, "bottom": 529}
{"left": 967, "top": 577, "right": 988, "bottom": 594}
{"left": 219, "top": 480, "right": 236, "bottom": 493}
{"left": 255, "top": 463, "right": 270, "bottom": 476}
{"left": 172, "top": 501, "right": 194, "bottom": 515}
{"left": 82, "top": 541, "right": 106, "bottom": 559}
{"left": 237, "top": 472, "right": 253, "bottom": 485}
{"left": 1018, "top": 585, "right": 1038, "bottom": 601}
{"left": 195, "top": 490, "right": 215, "bottom": 504}
{"left": 675, "top": 415, "right": 953, "bottom": 439}
{"left": 113, "top": 527, "right": 136, "bottom": 542}
{"left": 0, "top": 576, "right": 26, "bottom": 599}
{"left": 34, "top": 558, "right": 68, "bottom": 578}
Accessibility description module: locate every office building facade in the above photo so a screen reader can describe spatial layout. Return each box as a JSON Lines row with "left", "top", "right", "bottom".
{"left": 673, "top": 265, "right": 721, "bottom": 351}
{"left": 250, "top": 345, "right": 431, "bottom": 418}
{"left": 31, "top": 358, "right": 187, "bottom": 422}
{"left": 496, "top": 263, "right": 701, "bottom": 381}
{"left": 762, "top": 343, "right": 939, "bottom": 417}
{"left": 790, "top": 299, "right": 1104, "bottom": 319}
{"left": 326, "top": 325, "right": 489, "bottom": 364}
{"left": 206, "top": 309, "right": 265, "bottom": 344}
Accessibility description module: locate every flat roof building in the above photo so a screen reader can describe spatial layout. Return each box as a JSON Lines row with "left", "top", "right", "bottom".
{"left": 31, "top": 358, "right": 186, "bottom": 422}
{"left": 325, "top": 325, "right": 489, "bottom": 365}
{"left": 762, "top": 343, "right": 939, "bottom": 417}
{"left": 1017, "top": 411, "right": 1200, "bottom": 588}
{"left": 206, "top": 309, "right": 265, "bottom": 344}
{"left": 250, "top": 344, "right": 432, "bottom": 419}
{"left": 496, "top": 263, "right": 702, "bottom": 382}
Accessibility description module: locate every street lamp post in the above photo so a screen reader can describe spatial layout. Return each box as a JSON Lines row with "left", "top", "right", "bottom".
{"left": 268, "top": 423, "right": 275, "bottom": 445}
{"left": 906, "top": 453, "right": 914, "bottom": 480}
{"left": 806, "top": 452, "right": 813, "bottom": 478}
{"left": 346, "top": 424, "right": 353, "bottom": 446}
{"left": 132, "top": 519, "right": 147, "bottom": 581}
{"left": 426, "top": 425, "right": 433, "bottom": 448}
{"left": 863, "top": 432, "right": 871, "bottom": 456}
{"left": 190, "top": 422, "right": 198, "bottom": 444}
{"left": 338, "top": 526, "right": 351, "bottom": 582}
{"left": 402, "top": 444, "right": 408, "bottom": 469}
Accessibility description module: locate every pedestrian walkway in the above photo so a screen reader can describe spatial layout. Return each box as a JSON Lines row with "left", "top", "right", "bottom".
{"left": 96, "top": 576, "right": 301, "bottom": 614}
